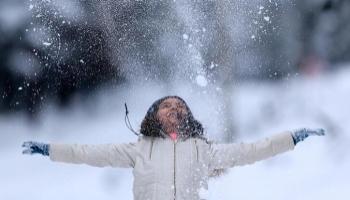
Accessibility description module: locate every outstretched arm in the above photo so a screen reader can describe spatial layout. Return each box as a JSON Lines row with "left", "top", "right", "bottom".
{"left": 22, "top": 141, "right": 138, "bottom": 168}
{"left": 209, "top": 128, "right": 325, "bottom": 170}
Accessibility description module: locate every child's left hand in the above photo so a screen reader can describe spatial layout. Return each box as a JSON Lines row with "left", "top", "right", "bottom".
{"left": 292, "top": 128, "right": 325, "bottom": 145}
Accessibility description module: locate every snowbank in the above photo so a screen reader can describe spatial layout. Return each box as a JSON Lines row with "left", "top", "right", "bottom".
{"left": 1, "top": 67, "right": 349, "bottom": 199}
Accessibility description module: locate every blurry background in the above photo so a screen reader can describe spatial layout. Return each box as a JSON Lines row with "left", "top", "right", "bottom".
{"left": 1, "top": 0, "right": 349, "bottom": 199}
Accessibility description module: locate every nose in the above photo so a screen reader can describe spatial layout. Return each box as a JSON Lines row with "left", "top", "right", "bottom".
{"left": 170, "top": 104, "right": 177, "bottom": 110}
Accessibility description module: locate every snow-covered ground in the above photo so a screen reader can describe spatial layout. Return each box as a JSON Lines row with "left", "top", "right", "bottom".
{"left": 1, "top": 66, "right": 349, "bottom": 199}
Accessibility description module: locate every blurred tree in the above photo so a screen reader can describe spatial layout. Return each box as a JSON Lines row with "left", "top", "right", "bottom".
{"left": 1, "top": 0, "right": 350, "bottom": 118}
{"left": 293, "top": 0, "right": 350, "bottom": 74}
{"left": 0, "top": 0, "right": 123, "bottom": 116}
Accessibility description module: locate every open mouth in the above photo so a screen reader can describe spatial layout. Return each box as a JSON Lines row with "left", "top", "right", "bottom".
{"left": 167, "top": 112, "right": 178, "bottom": 117}
{"left": 167, "top": 112, "right": 181, "bottom": 120}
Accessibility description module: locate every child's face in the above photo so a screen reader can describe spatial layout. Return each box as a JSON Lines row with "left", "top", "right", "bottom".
{"left": 157, "top": 98, "right": 188, "bottom": 133}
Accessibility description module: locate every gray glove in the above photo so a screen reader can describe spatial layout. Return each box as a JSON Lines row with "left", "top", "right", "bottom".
{"left": 292, "top": 128, "right": 325, "bottom": 145}
{"left": 22, "top": 141, "right": 50, "bottom": 156}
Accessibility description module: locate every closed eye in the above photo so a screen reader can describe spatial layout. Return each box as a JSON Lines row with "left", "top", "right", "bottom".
{"left": 177, "top": 103, "right": 185, "bottom": 109}
{"left": 161, "top": 103, "right": 171, "bottom": 108}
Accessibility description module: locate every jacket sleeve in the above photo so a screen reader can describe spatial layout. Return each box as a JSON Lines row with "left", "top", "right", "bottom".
{"left": 209, "top": 131, "right": 295, "bottom": 170}
{"left": 49, "top": 142, "right": 138, "bottom": 168}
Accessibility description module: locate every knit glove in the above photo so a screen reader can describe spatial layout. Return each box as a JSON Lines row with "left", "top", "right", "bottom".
{"left": 22, "top": 141, "right": 50, "bottom": 156}
{"left": 291, "top": 128, "right": 325, "bottom": 145}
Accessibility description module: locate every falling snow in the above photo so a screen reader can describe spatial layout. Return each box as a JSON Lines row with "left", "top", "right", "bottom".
{"left": 264, "top": 16, "right": 270, "bottom": 22}
{"left": 195, "top": 75, "right": 208, "bottom": 87}
{"left": 183, "top": 34, "right": 189, "bottom": 40}
{"left": 42, "top": 42, "right": 52, "bottom": 46}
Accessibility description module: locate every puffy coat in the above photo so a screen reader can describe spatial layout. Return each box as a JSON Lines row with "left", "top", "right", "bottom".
{"left": 49, "top": 131, "right": 295, "bottom": 200}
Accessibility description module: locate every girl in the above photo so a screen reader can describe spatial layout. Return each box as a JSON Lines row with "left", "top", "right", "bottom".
{"left": 22, "top": 95, "right": 325, "bottom": 200}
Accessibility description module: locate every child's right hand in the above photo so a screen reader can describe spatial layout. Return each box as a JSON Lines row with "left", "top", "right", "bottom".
{"left": 22, "top": 141, "right": 50, "bottom": 156}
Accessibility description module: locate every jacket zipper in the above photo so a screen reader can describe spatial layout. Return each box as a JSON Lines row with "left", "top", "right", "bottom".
{"left": 173, "top": 140, "right": 177, "bottom": 200}
{"left": 195, "top": 139, "right": 199, "bottom": 162}
{"left": 149, "top": 138, "right": 154, "bottom": 160}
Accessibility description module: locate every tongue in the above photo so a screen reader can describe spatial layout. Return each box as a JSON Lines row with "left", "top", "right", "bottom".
{"left": 169, "top": 132, "right": 178, "bottom": 141}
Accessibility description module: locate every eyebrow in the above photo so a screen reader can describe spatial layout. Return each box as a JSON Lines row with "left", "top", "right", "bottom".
{"left": 160, "top": 102, "right": 171, "bottom": 106}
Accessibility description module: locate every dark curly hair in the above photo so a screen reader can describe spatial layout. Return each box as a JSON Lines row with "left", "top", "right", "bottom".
{"left": 140, "top": 96, "right": 204, "bottom": 139}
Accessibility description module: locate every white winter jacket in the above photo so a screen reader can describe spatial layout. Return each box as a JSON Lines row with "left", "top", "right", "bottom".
{"left": 49, "top": 131, "right": 295, "bottom": 200}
